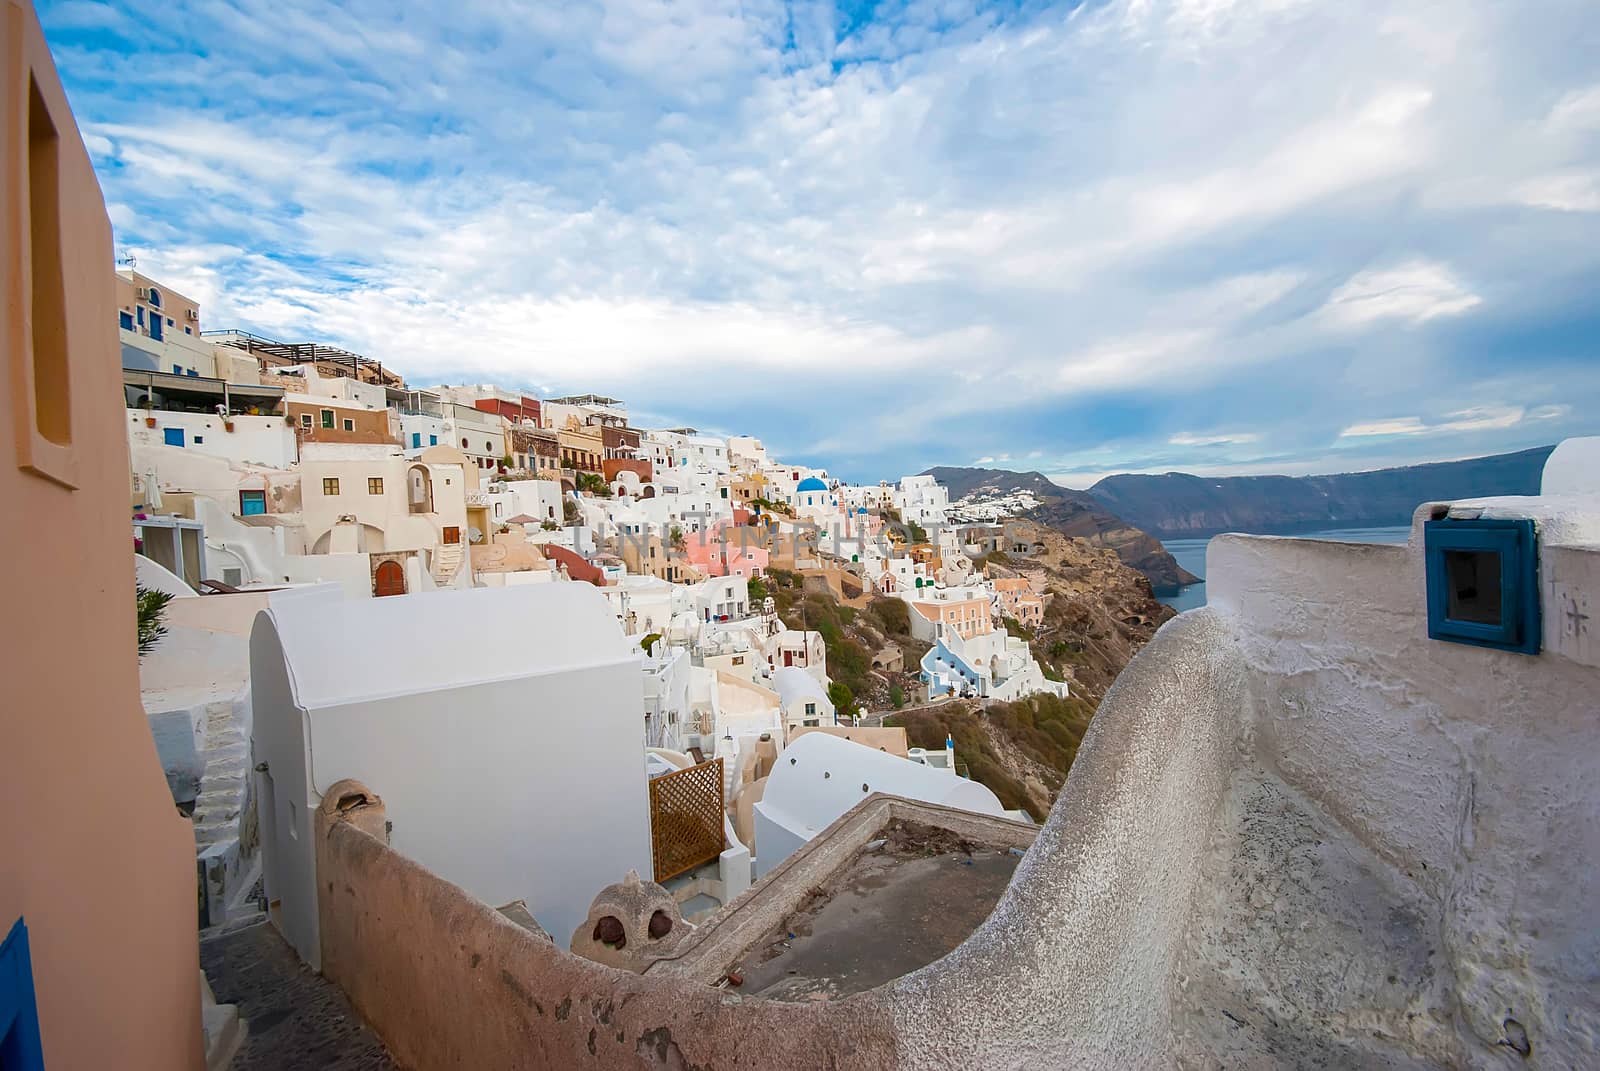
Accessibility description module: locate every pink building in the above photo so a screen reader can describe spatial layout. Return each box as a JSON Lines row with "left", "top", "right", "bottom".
{"left": 682, "top": 521, "right": 769, "bottom": 579}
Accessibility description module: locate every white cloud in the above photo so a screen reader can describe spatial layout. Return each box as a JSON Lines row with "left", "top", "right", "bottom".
{"left": 1168, "top": 432, "right": 1262, "bottom": 446}
{"left": 39, "top": 0, "right": 1600, "bottom": 477}
{"left": 1513, "top": 171, "right": 1600, "bottom": 213}
{"left": 1339, "top": 406, "right": 1534, "bottom": 438}
{"left": 1318, "top": 261, "right": 1483, "bottom": 327}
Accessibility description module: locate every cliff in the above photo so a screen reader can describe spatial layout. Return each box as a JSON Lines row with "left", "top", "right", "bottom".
{"left": 921, "top": 466, "right": 1199, "bottom": 589}
{"left": 1087, "top": 445, "right": 1556, "bottom": 537}
{"left": 889, "top": 518, "right": 1177, "bottom": 818}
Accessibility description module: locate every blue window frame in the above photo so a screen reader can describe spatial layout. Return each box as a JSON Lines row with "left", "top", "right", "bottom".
{"left": 147, "top": 288, "right": 162, "bottom": 308}
{"left": 1424, "top": 518, "right": 1540, "bottom": 654}
{"left": 136, "top": 306, "right": 144, "bottom": 324}
{"left": 119, "top": 311, "right": 134, "bottom": 330}
{"left": 411, "top": 432, "right": 421, "bottom": 448}
{"left": 0, "top": 918, "right": 46, "bottom": 1070}
{"left": 163, "top": 427, "right": 185, "bottom": 447}
{"left": 240, "top": 490, "right": 267, "bottom": 516}
{"left": 429, "top": 434, "right": 438, "bottom": 446}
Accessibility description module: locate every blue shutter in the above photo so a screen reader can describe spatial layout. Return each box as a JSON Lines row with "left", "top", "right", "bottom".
{"left": 412, "top": 433, "right": 421, "bottom": 448}
{"left": 163, "top": 427, "right": 185, "bottom": 447}
{"left": 0, "top": 918, "right": 45, "bottom": 1070}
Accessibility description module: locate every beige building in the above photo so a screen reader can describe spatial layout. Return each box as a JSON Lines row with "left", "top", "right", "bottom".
{"left": 116, "top": 268, "right": 201, "bottom": 341}
{"left": 992, "top": 576, "right": 1044, "bottom": 630}
{"left": 3, "top": 7, "right": 205, "bottom": 1064}
{"left": 910, "top": 591, "right": 994, "bottom": 643}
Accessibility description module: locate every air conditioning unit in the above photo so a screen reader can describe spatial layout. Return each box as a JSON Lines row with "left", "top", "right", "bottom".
{"left": 135, "top": 287, "right": 150, "bottom": 300}
{"left": 185, "top": 309, "right": 199, "bottom": 321}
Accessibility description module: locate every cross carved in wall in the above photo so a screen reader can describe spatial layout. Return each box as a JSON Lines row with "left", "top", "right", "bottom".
{"left": 1563, "top": 594, "right": 1591, "bottom": 637}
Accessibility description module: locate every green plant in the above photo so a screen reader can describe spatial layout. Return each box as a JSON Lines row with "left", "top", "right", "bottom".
{"left": 747, "top": 576, "right": 768, "bottom": 603}
{"left": 640, "top": 632, "right": 662, "bottom": 653}
{"left": 827, "top": 680, "right": 853, "bottom": 711}
{"left": 889, "top": 683, "right": 905, "bottom": 709}
{"left": 1001, "top": 615, "right": 1034, "bottom": 641}
{"left": 870, "top": 597, "right": 909, "bottom": 636}
{"left": 136, "top": 585, "right": 173, "bottom": 656}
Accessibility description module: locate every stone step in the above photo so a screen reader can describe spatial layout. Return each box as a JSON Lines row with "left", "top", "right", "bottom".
{"left": 194, "top": 803, "right": 241, "bottom": 827}
{"left": 207, "top": 726, "right": 246, "bottom": 748}
{"left": 205, "top": 741, "right": 249, "bottom": 762}
{"left": 201, "top": 768, "right": 247, "bottom": 789}
{"left": 195, "top": 788, "right": 243, "bottom": 810}
{"left": 194, "top": 822, "right": 238, "bottom": 845}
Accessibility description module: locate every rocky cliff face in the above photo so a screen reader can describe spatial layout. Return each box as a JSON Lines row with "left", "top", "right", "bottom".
{"left": 889, "top": 518, "right": 1177, "bottom": 818}
{"left": 921, "top": 466, "right": 1198, "bottom": 590}
{"left": 1088, "top": 445, "right": 1555, "bottom": 537}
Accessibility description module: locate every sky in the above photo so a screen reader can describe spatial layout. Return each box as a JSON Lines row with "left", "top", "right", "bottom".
{"left": 39, "top": 0, "right": 1600, "bottom": 487}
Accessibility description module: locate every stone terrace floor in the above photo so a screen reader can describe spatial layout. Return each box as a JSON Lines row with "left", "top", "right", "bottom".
{"left": 200, "top": 918, "right": 400, "bottom": 1070}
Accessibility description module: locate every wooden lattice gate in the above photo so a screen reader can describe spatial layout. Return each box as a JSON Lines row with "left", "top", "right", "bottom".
{"left": 648, "top": 758, "right": 724, "bottom": 883}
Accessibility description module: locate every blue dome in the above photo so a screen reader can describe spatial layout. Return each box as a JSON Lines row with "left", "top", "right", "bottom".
{"left": 796, "top": 477, "right": 828, "bottom": 492}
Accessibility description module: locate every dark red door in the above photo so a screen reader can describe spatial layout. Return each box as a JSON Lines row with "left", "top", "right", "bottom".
{"left": 373, "top": 559, "right": 406, "bottom": 597}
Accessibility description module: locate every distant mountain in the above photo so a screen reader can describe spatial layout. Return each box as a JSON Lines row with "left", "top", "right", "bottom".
{"left": 1087, "top": 446, "right": 1557, "bottom": 538}
{"left": 921, "top": 466, "right": 1200, "bottom": 590}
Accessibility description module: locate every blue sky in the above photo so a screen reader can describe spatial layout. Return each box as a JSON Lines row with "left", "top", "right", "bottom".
{"left": 39, "top": 0, "right": 1600, "bottom": 486}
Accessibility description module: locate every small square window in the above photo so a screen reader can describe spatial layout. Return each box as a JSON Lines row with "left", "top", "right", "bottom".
{"left": 323, "top": 477, "right": 340, "bottom": 495}
{"left": 1425, "top": 518, "right": 1539, "bottom": 654}
{"left": 343, "top": 418, "right": 354, "bottom": 432}
{"left": 193, "top": 435, "right": 204, "bottom": 444}
{"left": 300, "top": 414, "right": 312, "bottom": 428}
{"left": 368, "top": 477, "right": 383, "bottom": 495}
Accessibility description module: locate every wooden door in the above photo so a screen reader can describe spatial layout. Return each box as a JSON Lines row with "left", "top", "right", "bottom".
{"left": 442, "top": 526, "right": 461, "bottom": 545}
{"left": 373, "top": 559, "right": 406, "bottom": 597}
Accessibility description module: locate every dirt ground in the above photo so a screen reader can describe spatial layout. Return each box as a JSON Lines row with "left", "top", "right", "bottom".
{"left": 732, "top": 820, "right": 1022, "bottom": 1001}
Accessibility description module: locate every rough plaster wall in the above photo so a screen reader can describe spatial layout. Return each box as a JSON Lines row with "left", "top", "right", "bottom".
{"left": 890, "top": 610, "right": 1245, "bottom": 1069}
{"left": 312, "top": 531, "right": 1597, "bottom": 1069}
{"left": 1209, "top": 534, "right": 1600, "bottom": 1067}
{"left": 318, "top": 811, "right": 902, "bottom": 1070}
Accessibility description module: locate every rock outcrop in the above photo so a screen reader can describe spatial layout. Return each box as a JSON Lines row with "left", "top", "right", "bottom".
{"left": 921, "top": 466, "right": 1198, "bottom": 589}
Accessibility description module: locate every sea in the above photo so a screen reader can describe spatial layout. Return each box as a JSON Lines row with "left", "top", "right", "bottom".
{"left": 1156, "top": 526, "right": 1413, "bottom": 613}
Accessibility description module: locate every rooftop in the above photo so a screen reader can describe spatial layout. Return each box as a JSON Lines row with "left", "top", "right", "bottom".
{"left": 731, "top": 819, "right": 1022, "bottom": 1001}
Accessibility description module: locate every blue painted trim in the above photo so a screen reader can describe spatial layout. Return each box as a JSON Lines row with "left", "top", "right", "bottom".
{"left": 1, "top": 917, "right": 46, "bottom": 1069}
{"left": 1424, "top": 518, "right": 1540, "bottom": 655}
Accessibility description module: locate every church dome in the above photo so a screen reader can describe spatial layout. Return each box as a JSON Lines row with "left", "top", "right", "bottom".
{"left": 796, "top": 477, "right": 828, "bottom": 492}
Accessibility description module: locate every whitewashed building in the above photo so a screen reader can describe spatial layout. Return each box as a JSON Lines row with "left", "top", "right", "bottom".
{"left": 250, "top": 583, "right": 654, "bottom": 968}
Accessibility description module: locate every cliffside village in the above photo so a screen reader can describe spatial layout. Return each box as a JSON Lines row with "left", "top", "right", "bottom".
{"left": 119, "top": 267, "right": 1074, "bottom": 956}
{"left": 12, "top": 10, "right": 1600, "bottom": 1067}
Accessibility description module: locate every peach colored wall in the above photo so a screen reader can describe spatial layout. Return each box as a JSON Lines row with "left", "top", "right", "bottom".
{"left": 316, "top": 786, "right": 898, "bottom": 1070}
{"left": 286, "top": 400, "right": 397, "bottom": 444}
{"left": 1, "top": 4, "right": 203, "bottom": 1065}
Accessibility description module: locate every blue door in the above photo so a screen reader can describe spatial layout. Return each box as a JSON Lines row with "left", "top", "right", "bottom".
{"left": 149, "top": 314, "right": 163, "bottom": 341}
{"left": 0, "top": 919, "right": 45, "bottom": 1070}
{"left": 412, "top": 432, "right": 421, "bottom": 448}
{"left": 163, "top": 427, "right": 185, "bottom": 447}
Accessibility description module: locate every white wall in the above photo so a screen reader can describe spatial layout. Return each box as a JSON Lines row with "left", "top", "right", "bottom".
{"left": 129, "top": 411, "right": 298, "bottom": 468}
{"left": 753, "top": 732, "right": 1004, "bottom": 876}
{"left": 251, "top": 584, "right": 653, "bottom": 965}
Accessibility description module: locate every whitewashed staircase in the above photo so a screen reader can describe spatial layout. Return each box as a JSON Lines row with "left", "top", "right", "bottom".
{"left": 431, "top": 543, "right": 466, "bottom": 587}
{"left": 193, "top": 691, "right": 262, "bottom": 926}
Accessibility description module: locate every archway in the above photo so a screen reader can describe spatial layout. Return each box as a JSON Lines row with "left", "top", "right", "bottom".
{"left": 373, "top": 559, "right": 406, "bottom": 597}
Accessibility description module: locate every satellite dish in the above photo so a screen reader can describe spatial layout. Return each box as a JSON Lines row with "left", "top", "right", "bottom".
{"left": 467, "top": 526, "right": 483, "bottom": 543}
